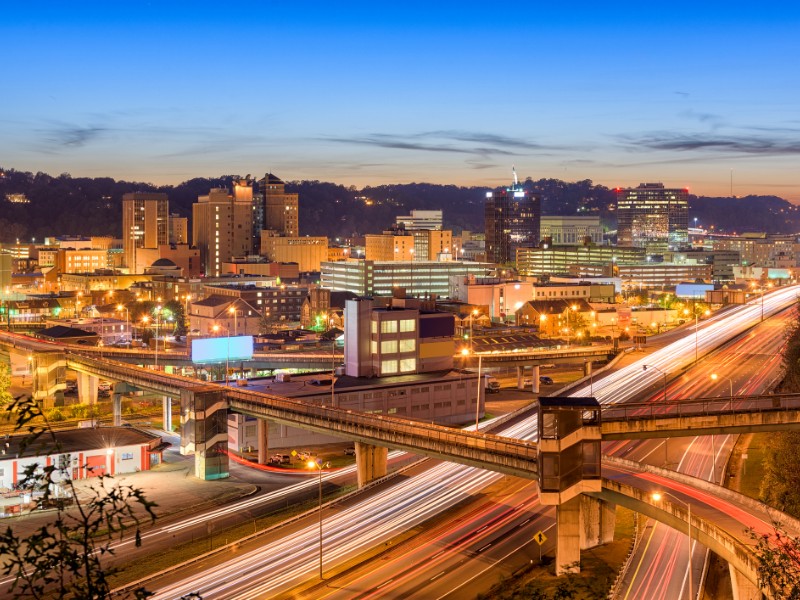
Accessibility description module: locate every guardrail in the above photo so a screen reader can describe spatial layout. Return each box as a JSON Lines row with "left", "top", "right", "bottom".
{"left": 601, "top": 392, "right": 800, "bottom": 422}
{"left": 226, "top": 388, "right": 540, "bottom": 474}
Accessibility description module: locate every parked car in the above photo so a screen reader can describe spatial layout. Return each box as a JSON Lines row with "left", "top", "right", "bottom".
{"left": 270, "top": 454, "right": 291, "bottom": 465}
{"left": 344, "top": 447, "right": 356, "bottom": 456}
{"left": 539, "top": 376, "right": 554, "bottom": 385}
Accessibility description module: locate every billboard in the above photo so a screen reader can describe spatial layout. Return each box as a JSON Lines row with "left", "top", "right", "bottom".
{"left": 191, "top": 336, "right": 254, "bottom": 364}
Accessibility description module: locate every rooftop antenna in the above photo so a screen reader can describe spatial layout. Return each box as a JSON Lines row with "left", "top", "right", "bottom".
{"left": 512, "top": 165, "right": 518, "bottom": 188}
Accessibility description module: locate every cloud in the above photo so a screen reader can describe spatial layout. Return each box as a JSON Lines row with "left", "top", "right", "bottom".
{"left": 38, "top": 124, "right": 109, "bottom": 148}
{"left": 679, "top": 110, "right": 726, "bottom": 129}
{"left": 321, "top": 130, "right": 561, "bottom": 158}
{"left": 619, "top": 132, "right": 800, "bottom": 156}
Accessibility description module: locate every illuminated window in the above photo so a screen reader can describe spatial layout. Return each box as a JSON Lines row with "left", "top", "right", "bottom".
{"left": 399, "top": 339, "right": 416, "bottom": 352}
{"left": 371, "top": 320, "right": 378, "bottom": 334}
{"left": 381, "top": 320, "right": 398, "bottom": 334}
{"left": 399, "top": 319, "right": 415, "bottom": 332}
{"left": 381, "top": 360, "right": 398, "bottom": 374}
{"left": 381, "top": 340, "right": 398, "bottom": 354}
{"left": 371, "top": 340, "right": 377, "bottom": 354}
{"left": 400, "top": 358, "right": 416, "bottom": 373}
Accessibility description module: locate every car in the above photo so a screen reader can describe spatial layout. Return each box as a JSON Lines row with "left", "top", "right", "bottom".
{"left": 344, "top": 447, "right": 356, "bottom": 456}
{"left": 270, "top": 454, "right": 291, "bottom": 465}
{"left": 539, "top": 376, "right": 554, "bottom": 385}
{"left": 523, "top": 378, "right": 533, "bottom": 386}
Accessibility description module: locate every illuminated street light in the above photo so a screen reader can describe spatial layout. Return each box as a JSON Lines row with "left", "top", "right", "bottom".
{"left": 212, "top": 324, "right": 230, "bottom": 386}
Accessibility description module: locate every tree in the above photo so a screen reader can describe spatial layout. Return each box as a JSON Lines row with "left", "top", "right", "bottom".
{"left": 0, "top": 363, "right": 13, "bottom": 406}
{"left": 748, "top": 526, "right": 800, "bottom": 599}
{"left": 0, "top": 395, "right": 199, "bottom": 599}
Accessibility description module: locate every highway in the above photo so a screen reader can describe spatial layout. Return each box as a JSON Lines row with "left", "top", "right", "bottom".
{"left": 140, "top": 285, "right": 800, "bottom": 599}
{"left": 608, "top": 311, "right": 789, "bottom": 600}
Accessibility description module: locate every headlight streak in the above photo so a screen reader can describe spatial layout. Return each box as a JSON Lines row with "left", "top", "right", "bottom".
{"left": 149, "top": 286, "right": 800, "bottom": 599}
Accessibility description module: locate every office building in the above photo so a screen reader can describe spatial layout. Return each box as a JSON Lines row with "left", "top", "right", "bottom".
{"left": 485, "top": 186, "right": 541, "bottom": 264}
{"left": 169, "top": 214, "right": 188, "bottom": 245}
{"left": 321, "top": 259, "right": 493, "bottom": 298}
{"left": 540, "top": 215, "right": 603, "bottom": 245}
{"left": 615, "top": 183, "right": 689, "bottom": 253}
{"left": 192, "top": 188, "right": 252, "bottom": 277}
{"left": 122, "top": 192, "right": 169, "bottom": 273}
{"left": 344, "top": 296, "right": 455, "bottom": 377}
{"left": 396, "top": 209, "right": 443, "bottom": 231}
{"left": 449, "top": 276, "right": 534, "bottom": 322}
{"left": 516, "top": 245, "right": 646, "bottom": 277}
{"left": 260, "top": 173, "right": 298, "bottom": 237}
{"left": 260, "top": 233, "right": 328, "bottom": 272}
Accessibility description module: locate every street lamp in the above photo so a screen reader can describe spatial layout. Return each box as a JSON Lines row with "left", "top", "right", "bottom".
{"left": 644, "top": 364, "right": 669, "bottom": 466}
{"left": 539, "top": 314, "right": 547, "bottom": 338}
{"left": 307, "top": 458, "right": 330, "bottom": 580}
{"left": 228, "top": 305, "right": 238, "bottom": 336}
{"left": 470, "top": 308, "right": 479, "bottom": 351}
{"left": 709, "top": 372, "right": 733, "bottom": 484}
{"left": 652, "top": 491, "right": 693, "bottom": 600}
{"left": 116, "top": 304, "right": 129, "bottom": 343}
{"left": 461, "top": 348, "right": 483, "bottom": 431}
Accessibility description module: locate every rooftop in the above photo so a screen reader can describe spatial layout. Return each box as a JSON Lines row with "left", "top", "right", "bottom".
{"left": 4, "top": 426, "right": 164, "bottom": 458}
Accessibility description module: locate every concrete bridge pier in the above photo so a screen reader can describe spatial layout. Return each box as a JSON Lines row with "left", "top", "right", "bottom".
{"left": 517, "top": 366, "right": 525, "bottom": 390}
{"left": 531, "top": 365, "right": 540, "bottom": 394}
{"left": 584, "top": 361, "right": 593, "bottom": 377}
{"left": 580, "top": 495, "right": 615, "bottom": 549}
{"left": 729, "top": 564, "right": 763, "bottom": 600}
{"left": 556, "top": 495, "right": 582, "bottom": 575}
{"left": 162, "top": 396, "right": 173, "bottom": 432}
{"left": 180, "top": 386, "right": 229, "bottom": 480}
{"left": 256, "top": 418, "right": 269, "bottom": 465}
{"left": 112, "top": 393, "right": 122, "bottom": 426}
{"left": 355, "top": 441, "right": 388, "bottom": 487}
{"left": 77, "top": 372, "right": 99, "bottom": 405}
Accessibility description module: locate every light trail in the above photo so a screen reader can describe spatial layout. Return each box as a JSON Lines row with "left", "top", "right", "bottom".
{"left": 147, "top": 286, "right": 800, "bottom": 599}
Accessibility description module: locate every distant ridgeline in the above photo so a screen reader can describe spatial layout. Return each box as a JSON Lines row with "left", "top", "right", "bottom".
{"left": 0, "top": 167, "right": 797, "bottom": 242}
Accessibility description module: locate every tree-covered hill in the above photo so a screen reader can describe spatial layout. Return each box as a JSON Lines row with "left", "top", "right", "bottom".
{"left": 0, "top": 167, "right": 798, "bottom": 243}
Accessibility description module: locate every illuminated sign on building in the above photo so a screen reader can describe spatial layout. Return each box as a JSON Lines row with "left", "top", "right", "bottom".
{"left": 191, "top": 336, "right": 254, "bottom": 364}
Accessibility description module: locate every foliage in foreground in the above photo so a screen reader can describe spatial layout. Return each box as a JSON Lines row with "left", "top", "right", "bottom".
{"left": 0, "top": 395, "right": 199, "bottom": 599}
{"left": 749, "top": 526, "right": 800, "bottom": 600}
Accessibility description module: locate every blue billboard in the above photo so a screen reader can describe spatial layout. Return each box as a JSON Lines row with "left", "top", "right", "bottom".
{"left": 191, "top": 336, "right": 254, "bottom": 364}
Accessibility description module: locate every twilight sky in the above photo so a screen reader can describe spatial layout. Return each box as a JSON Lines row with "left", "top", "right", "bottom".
{"left": 3, "top": 2, "right": 800, "bottom": 199}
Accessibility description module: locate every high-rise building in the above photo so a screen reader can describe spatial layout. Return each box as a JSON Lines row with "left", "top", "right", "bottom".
{"left": 615, "top": 183, "right": 689, "bottom": 253}
{"left": 260, "top": 173, "right": 298, "bottom": 237}
{"left": 540, "top": 215, "right": 603, "bottom": 246}
{"left": 122, "top": 192, "right": 169, "bottom": 273}
{"left": 396, "top": 210, "right": 443, "bottom": 231}
{"left": 169, "top": 213, "right": 188, "bottom": 245}
{"left": 484, "top": 185, "right": 541, "bottom": 265}
{"left": 192, "top": 188, "right": 252, "bottom": 277}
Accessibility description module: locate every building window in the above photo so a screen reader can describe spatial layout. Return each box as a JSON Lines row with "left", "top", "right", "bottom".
{"left": 399, "top": 339, "right": 416, "bottom": 352}
{"left": 371, "top": 341, "right": 378, "bottom": 354}
{"left": 400, "top": 319, "right": 415, "bottom": 332}
{"left": 381, "top": 340, "right": 398, "bottom": 354}
{"left": 121, "top": 452, "right": 134, "bottom": 460}
{"left": 381, "top": 360, "right": 398, "bottom": 374}
{"left": 399, "top": 358, "right": 416, "bottom": 373}
{"left": 371, "top": 320, "right": 378, "bottom": 334}
{"left": 381, "top": 320, "right": 398, "bottom": 334}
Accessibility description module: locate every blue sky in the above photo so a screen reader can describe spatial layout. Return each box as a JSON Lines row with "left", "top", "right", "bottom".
{"left": 3, "top": 2, "right": 800, "bottom": 199}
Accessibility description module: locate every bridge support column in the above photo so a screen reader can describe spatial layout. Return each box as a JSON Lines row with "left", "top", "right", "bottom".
{"left": 531, "top": 365, "right": 540, "bottom": 394}
{"left": 256, "top": 418, "right": 269, "bottom": 465}
{"left": 580, "top": 496, "right": 615, "bottom": 549}
{"left": 77, "top": 372, "right": 99, "bottom": 405}
{"left": 584, "top": 361, "right": 593, "bottom": 377}
{"left": 180, "top": 386, "right": 229, "bottom": 480}
{"left": 162, "top": 396, "right": 172, "bottom": 432}
{"left": 355, "top": 442, "right": 387, "bottom": 488}
{"left": 729, "top": 564, "right": 762, "bottom": 600}
{"left": 112, "top": 393, "right": 122, "bottom": 426}
{"left": 517, "top": 366, "right": 525, "bottom": 390}
{"left": 556, "top": 495, "right": 582, "bottom": 574}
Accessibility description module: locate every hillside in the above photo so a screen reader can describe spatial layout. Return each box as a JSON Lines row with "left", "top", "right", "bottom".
{"left": 0, "top": 168, "right": 798, "bottom": 243}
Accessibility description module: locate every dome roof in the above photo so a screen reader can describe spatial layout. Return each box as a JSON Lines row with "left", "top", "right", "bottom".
{"left": 151, "top": 258, "right": 177, "bottom": 267}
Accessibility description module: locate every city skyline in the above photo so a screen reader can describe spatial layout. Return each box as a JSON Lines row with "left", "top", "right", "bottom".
{"left": 3, "top": 2, "right": 800, "bottom": 199}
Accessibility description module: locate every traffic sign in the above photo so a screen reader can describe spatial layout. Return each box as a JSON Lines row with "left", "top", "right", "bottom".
{"left": 533, "top": 530, "right": 547, "bottom": 546}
